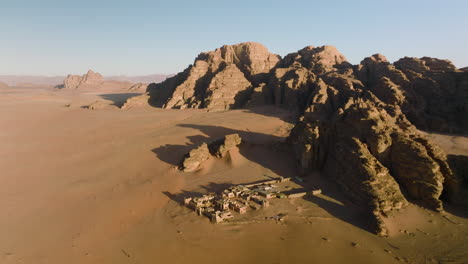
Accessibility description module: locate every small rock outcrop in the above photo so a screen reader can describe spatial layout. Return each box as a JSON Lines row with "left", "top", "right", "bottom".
{"left": 181, "top": 134, "right": 242, "bottom": 172}
{"left": 181, "top": 143, "right": 211, "bottom": 172}
{"left": 121, "top": 94, "right": 150, "bottom": 110}
{"left": 208, "top": 134, "right": 242, "bottom": 158}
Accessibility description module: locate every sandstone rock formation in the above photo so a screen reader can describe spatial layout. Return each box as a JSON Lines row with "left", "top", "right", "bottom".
{"left": 357, "top": 55, "right": 468, "bottom": 133}
{"left": 148, "top": 42, "right": 468, "bottom": 134}
{"left": 285, "top": 49, "right": 463, "bottom": 235}
{"left": 121, "top": 94, "right": 150, "bottom": 110}
{"left": 208, "top": 134, "right": 242, "bottom": 158}
{"left": 181, "top": 134, "right": 242, "bottom": 171}
{"left": 181, "top": 143, "right": 211, "bottom": 172}
{"left": 56, "top": 70, "right": 147, "bottom": 91}
{"left": 60, "top": 70, "right": 104, "bottom": 89}
{"left": 148, "top": 42, "right": 280, "bottom": 110}
{"left": 128, "top": 82, "right": 148, "bottom": 92}
{"left": 460, "top": 67, "right": 468, "bottom": 72}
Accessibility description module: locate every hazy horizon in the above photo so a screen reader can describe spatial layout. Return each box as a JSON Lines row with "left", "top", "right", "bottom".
{"left": 2, "top": 0, "right": 467, "bottom": 76}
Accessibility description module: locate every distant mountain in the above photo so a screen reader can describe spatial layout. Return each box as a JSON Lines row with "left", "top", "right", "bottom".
{"left": 0, "top": 73, "right": 172, "bottom": 87}
{"left": 460, "top": 66, "right": 468, "bottom": 72}
{"left": 105, "top": 74, "right": 173, "bottom": 84}
{"left": 0, "top": 75, "right": 64, "bottom": 86}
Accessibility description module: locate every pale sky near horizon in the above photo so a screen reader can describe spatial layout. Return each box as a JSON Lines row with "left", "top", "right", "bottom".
{"left": 1, "top": 0, "right": 467, "bottom": 76}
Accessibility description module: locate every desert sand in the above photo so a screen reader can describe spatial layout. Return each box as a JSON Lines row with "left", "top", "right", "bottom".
{"left": 0, "top": 86, "right": 467, "bottom": 264}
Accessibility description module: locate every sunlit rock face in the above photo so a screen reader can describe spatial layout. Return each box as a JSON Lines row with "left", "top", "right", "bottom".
{"left": 148, "top": 42, "right": 280, "bottom": 110}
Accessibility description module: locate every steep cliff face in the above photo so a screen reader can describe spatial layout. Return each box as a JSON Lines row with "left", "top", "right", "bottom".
{"left": 355, "top": 55, "right": 468, "bottom": 134}
{"left": 285, "top": 51, "right": 463, "bottom": 235}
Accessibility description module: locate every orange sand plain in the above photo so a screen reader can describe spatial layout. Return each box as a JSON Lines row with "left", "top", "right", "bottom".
{"left": 0, "top": 87, "right": 467, "bottom": 264}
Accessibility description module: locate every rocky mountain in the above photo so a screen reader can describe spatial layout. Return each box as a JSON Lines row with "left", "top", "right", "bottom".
{"left": 60, "top": 70, "right": 104, "bottom": 89}
{"left": 149, "top": 42, "right": 468, "bottom": 133}
{"left": 56, "top": 70, "right": 148, "bottom": 91}
{"left": 148, "top": 42, "right": 468, "bottom": 235}
{"left": 147, "top": 42, "right": 280, "bottom": 110}
{"left": 460, "top": 66, "right": 468, "bottom": 72}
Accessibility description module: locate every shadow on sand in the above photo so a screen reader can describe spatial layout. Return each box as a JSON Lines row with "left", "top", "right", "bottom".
{"left": 98, "top": 93, "right": 142, "bottom": 107}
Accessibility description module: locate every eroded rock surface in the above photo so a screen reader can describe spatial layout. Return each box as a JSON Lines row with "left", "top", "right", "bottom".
{"left": 209, "top": 134, "right": 242, "bottom": 158}
{"left": 128, "top": 82, "right": 148, "bottom": 92}
{"left": 57, "top": 70, "right": 145, "bottom": 91}
{"left": 181, "top": 143, "right": 211, "bottom": 172}
{"left": 287, "top": 52, "right": 461, "bottom": 234}
{"left": 148, "top": 43, "right": 468, "bottom": 134}
{"left": 61, "top": 70, "right": 104, "bottom": 89}
{"left": 148, "top": 42, "right": 280, "bottom": 110}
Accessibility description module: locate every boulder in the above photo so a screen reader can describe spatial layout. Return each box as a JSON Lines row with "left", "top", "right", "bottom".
{"left": 181, "top": 143, "right": 211, "bottom": 172}
{"left": 209, "top": 134, "right": 242, "bottom": 157}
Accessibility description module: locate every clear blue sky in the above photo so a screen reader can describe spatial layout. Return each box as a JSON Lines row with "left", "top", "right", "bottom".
{"left": 1, "top": 0, "right": 467, "bottom": 76}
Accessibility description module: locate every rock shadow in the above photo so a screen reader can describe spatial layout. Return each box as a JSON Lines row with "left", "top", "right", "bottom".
{"left": 445, "top": 154, "right": 468, "bottom": 218}
{"left": 304, "top": 194, "right": 376, "bottom": 233}
{"left": 98, "top": 93, "right": 142, "bottom": 107}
